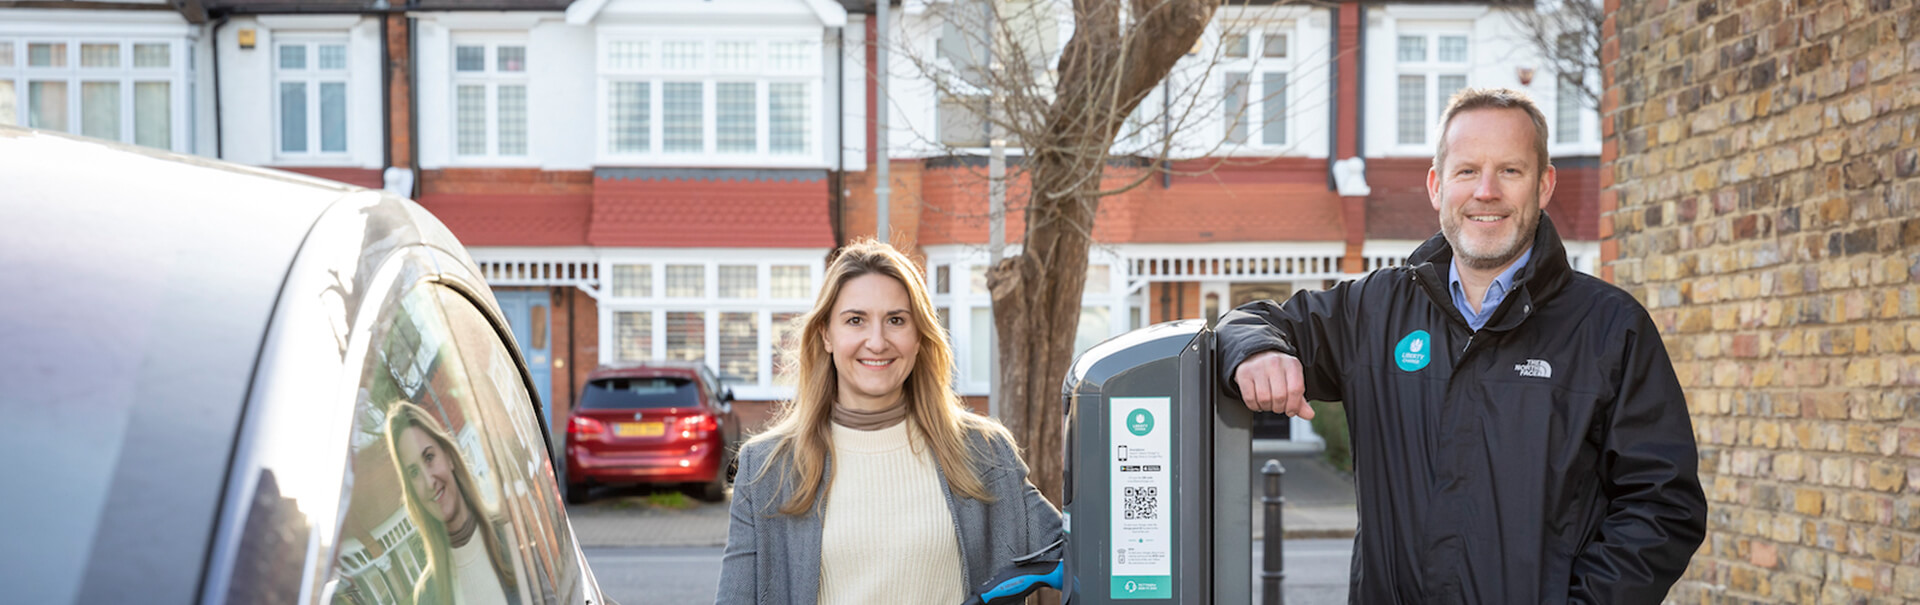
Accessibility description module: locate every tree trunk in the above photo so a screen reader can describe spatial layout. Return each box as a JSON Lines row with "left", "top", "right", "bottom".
{"left": 987, "top": 0, "right": 1217, "bottom": 509}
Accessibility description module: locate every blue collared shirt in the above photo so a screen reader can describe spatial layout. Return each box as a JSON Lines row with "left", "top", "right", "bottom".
{"left": 1449, "top": 247, "right": 1532, "bottom": 331}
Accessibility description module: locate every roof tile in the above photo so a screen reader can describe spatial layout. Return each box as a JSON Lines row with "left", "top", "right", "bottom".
{"left": 418, "top": 193, "right": 590, "bottom": 246}
{"left": 588, "top": 175, "right": 832, "bottom": 248}
{"left": 915, "top": 165, "right": 1343, "bottom": 245}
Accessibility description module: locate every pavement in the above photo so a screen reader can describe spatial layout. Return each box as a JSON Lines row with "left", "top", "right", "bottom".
{"left": 566, "top": 449, "right": 1357, "bottom": 548}
{"left": 586, "top": 540, "right": 1352, "bottom": 605}
{"left": 569, "top": 486, "right": 732, "bottom": 548}
{"left": 1252, "top": 450, "right": 1359, "bottom": 541}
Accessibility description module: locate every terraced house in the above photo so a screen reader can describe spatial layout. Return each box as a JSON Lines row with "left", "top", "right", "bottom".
{"left": 4, "top": 0, "right": 1605, "bottom": 449}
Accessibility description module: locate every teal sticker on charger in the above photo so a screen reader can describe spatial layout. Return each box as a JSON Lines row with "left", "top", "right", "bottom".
{"left": 1126, "top": 409, "right": 1154, "bottom": 436}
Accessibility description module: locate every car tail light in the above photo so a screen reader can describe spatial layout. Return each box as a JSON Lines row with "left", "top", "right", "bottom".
{"left": 569, "top": 416, "right": 606, "bottom": 436}
{"left": 678, "top": 413, "right": 717, "bottom": 437}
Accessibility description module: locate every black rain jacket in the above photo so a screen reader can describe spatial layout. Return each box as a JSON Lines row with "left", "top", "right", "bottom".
{"left": 1218, "top": 213, "right": 1707, "bottom": 604}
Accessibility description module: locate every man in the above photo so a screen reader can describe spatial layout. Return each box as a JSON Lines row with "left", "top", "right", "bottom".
{"left": 1218, "top": 88, "right": 1706, "bottom": 604}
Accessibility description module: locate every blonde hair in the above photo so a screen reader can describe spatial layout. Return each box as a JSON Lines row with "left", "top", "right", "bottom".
{"left": 748, "top": 239, "right": 1014, "bottom": 516}
{"left": 385, "top": 401, "right": 518, "bottom": 601}
{"left": 1434, "top": 87, "right": 1552, "bottom": 174}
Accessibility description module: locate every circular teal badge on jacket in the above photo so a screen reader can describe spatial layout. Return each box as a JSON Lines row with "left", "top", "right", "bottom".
{"left": 1127, "top": 409, "right": 1155, "bottom": 436}
{"left": 1394, "top": 330, "right": 1432, "bottom": 372}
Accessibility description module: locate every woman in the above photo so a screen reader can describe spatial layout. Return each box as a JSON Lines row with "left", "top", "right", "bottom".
{"left": 716, "top": 240, "right": 1064, "bottom": 604}
{"left": 387, "top": 401, "right": 528, "bottom": 605}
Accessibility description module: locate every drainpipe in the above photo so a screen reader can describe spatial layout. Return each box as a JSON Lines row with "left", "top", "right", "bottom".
{"left": 564, "top": 288, "right": 576, "bottom": 434}
{"left": 1328, "top": 6, "right": 1339, "bottom": 191}
{"left": 379, "top": 14, "right": 390, "bottom": 170}
{"left": 1161, "top": 76, "right": 1171, "bottom": 188}
{"left": 833, "top": 24, "right": 847, "bottom": 246}
{"left": 1355, "top": 4, "right": 1365, "bottom": 161}
{"left": 407, "top": 14, "right": 420, "bottom": 199}
{"left": 874, "top": 0, "right": 890, "bottom": 243}
{"left": 210, "top": 15, "right": 228, "bottom": 159}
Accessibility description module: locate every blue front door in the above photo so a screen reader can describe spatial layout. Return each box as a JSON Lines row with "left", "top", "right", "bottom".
{"left": 494, "top": 290, "right": 554, "bottom": 428}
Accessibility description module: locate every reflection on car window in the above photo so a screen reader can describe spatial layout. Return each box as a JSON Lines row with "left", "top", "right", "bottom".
{"left": 580, "top": 377, "right": 699, "bottom": 410}
{"left": 436, "top": 287, "right": 583, "bottom": 605}
{"left": 702, "top": 367, "right": 723, "bottom": 403}
{"left": 329, "top": 284, "right": 557, "bottom": 605}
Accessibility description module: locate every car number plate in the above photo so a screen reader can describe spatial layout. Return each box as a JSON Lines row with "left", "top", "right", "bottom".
{"left": 615, "top": 422, "right": 665, "bottom": 437}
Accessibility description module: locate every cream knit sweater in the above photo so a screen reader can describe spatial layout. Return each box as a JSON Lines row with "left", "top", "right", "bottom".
{"left": 817, "top": 421, "right": 965, "bottom": 604}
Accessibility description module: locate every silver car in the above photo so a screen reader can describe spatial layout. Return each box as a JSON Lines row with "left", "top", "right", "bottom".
{"left": 0, "top": 127, "right": 614, "bottom": 605}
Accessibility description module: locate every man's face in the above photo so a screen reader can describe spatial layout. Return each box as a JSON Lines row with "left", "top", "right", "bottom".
{"left": 1427, "top": 107, "right": 1556, "bottom": 272}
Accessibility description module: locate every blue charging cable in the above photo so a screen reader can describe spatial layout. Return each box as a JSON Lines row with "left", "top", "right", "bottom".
{"left": 962, "top": 539, "right": 1071, "bottom": 605}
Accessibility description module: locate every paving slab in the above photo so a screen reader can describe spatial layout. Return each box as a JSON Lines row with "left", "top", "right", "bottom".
{"left": 567, "top": 487, "right": 732, "bottom": 548}
{"left": 567, "top": 451, "right": 1359, "bottom": 547}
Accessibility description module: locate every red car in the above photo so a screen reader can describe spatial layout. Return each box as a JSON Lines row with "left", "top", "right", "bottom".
{"left": 565, "top": 362, "right": 742, "bottom": 503}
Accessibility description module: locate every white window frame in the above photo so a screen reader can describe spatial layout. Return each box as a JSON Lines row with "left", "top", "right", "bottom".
{"left": 273, "top": 35, "right": 352, "bottom": 162}
{"left": 1390, "top": 27, "right": 1471, "bottom": 153}
{"left": 1114, "top": 84, "right": 1164, "bottom": 154}
{"left": 1548, "top": 70, "right": 1601, "bottom": 156}
{"left": 449, "top": 34, "right": 531, "bottom": 164}
{"left": 930, "top": 0, "right": 994, "bottom": 150}
{"left": 926, "top": 245, "right": 1129, "bottom": 396}
{"left": 597, "top": 250, "right": 827, "bottom": 401}
{"left": 0, "top": 37, "right": 188, "bottom": 151}
{"left": 1217, "top": 21, "right": 1297, "bottom": 151}
{"left": 595, "top": 27, "right": 824, "bottom": 168}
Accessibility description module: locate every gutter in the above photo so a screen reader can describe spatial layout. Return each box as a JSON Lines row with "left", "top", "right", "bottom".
{"left": 206, "top": 4, "right": 559, "bottom": 14}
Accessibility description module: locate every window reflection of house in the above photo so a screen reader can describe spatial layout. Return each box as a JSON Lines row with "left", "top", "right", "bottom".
{"left": 333, "top": 512, "right": 425, "bottom": 605}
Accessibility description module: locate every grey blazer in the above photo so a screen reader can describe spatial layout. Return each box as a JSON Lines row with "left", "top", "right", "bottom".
{"left": 714, "top": 426, "right": 1065, "bottom": 605}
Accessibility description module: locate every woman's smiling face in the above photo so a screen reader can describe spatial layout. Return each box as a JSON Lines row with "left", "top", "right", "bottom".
{"left": 823, "top": 273, "right": 921, "bottom": 411}
{"left": 399, "top": 426, "right": 471, "bottom": 531}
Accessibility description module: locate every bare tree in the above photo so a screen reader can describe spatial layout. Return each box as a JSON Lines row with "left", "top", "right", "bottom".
{"left": 987, "top": 0, "right": 1212, "bottom": 509}
{"left": 885, "top": 0, "right": 1322, "bottom": 508}
{"left": 1511, "top": 0, "right": 1602, "bottom": 109}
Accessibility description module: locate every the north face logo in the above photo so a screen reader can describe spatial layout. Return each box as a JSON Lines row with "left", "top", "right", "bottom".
{"left": 1515, "top": 359, "right": 1553, "bottom": 378}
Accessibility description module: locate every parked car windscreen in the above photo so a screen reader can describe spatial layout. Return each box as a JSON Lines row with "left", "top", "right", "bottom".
{"left": 579, "top": 377, "right": 700, "bottom": 409}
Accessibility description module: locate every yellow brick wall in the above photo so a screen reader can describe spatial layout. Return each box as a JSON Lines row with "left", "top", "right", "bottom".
{"left": 1604, "top": 0, "right": 1920, "bottom": 601}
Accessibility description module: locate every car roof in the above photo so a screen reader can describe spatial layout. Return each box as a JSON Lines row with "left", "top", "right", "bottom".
{"left": 0, "top": 128, "right": 363, "bottom": 604}
{"left": 587, "top": 360, "right": 714, "bottom": 380}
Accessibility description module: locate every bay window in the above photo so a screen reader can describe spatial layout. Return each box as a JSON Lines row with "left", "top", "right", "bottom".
{"left": 930, "top": 250, "right": 1128, "bottom": 394}
{"left": 1220, "top": 24, "right": 1293, "bottom": 147}
{"left": 452, "top": 37, "right": 528, "bottom": 160}
{"left": 1394, "top": 31, "right": 1470, "bottom": 147}
{"left": 604, "top": 257, "right": 823, "bottom": 398}
{"left": 276, "top": 38, "right": 350, "bottom": 158}
{"left": 599, "top": 36, "right": 818, "bottom": 162}
{"left": 1, "top": 38, "right": 186, "bottom": 151}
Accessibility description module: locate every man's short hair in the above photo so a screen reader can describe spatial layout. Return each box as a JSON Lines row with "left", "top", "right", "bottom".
{"left": 1433, "top": 87, "right": 1551, "bottom": 175}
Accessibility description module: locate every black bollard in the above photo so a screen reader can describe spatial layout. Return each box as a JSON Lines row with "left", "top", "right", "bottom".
{"left": 1262, "top": 459, "right": 1286, "bottom": 605}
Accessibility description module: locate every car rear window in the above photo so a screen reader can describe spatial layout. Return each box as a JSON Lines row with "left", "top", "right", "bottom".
{"left": 580, "top": 377, "right": 700, "bottom": 409}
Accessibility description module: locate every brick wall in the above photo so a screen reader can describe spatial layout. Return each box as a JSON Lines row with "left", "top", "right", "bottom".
{"left": 1604, "top": 0, "right": 1920, "bottom": 601}
{"left": 841, "top": 160, "right": 928, "bottom": 255}
{"left": 1364, "top": 158, "right": 1603, "bottom": 242}
{"left": 386, "top": 14, "right": 412, "bottom": 170}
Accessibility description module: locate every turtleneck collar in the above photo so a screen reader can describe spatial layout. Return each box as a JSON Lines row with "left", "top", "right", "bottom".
{"left": 831, "top": 399, "right": 910, "bottom": 431}
{"left": 446, "top": 507, "right": 478, "bottom": 547}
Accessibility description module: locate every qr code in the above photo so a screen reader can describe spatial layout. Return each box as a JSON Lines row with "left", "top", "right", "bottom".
{"left": 1123, "top": 486, "right": 1158, "bottom": 520}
